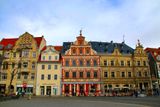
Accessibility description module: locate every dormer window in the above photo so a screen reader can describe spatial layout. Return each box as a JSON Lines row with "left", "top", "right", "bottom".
{"left": 49, "top": 56, "right": 51, "bottom": 61}
{"left": 42, "top": 56, "right": 45, "bottom": 60}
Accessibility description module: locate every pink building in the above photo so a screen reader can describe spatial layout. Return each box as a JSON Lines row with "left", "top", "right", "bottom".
{"left": 61, "top": 31, "right": 101, "bottom": 96}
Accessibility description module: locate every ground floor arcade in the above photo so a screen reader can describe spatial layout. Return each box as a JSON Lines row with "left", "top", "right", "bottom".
{"left": 62, "top": 82, "right": 101, "bottom": 96}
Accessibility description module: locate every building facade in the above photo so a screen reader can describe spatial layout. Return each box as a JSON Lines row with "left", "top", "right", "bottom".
{"left": 61, "top": 31, "right": 101, "bottom": 96}
{"left": 92, "top": 40, "right": 152, "bottom": 96}
{"left": 145, "top": 48, "right": 160, "bottom": 90}
{"left": 0, "top": 32, "right": 46, "bottom": 95}
{"left": 36, "top": 46, "right": 62, "bottom": 96}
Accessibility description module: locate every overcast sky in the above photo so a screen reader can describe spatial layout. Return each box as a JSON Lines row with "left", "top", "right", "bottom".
{"left": 0, "top": 0, "right": 160, "bottom": 48}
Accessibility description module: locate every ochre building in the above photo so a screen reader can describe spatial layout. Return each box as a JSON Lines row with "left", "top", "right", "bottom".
{"left": 0, "top": 32, "right": 46, "bottom": 95}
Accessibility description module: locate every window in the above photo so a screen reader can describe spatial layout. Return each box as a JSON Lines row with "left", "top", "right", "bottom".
{"left": 22, "top": 50, "right": 29, "bottom": 57}
{"left": 94, "top": 71, "right": 97, "bottom": 78}
{"left": 80, "top": 48, "right": 83, "bottom": 54}
{"left": 143, "top": 61, "right": 146, "bottom": 66}
{"left": 23, "top": 62, "right": 28, "bottom": 68}
{"left": 12, "top": 62, "right": 15, "bottom": 68}
{"left": 87, "top": 72, "right": 90, "bottom": 78}
{"left": 42, "top": 65, "right": 45, "bottom": 70}
{"left": 72, "top": 49, "right": 76, "bottom": 54}
{"left": 93, "top": 60, "right": 97, "bottom": 66}
{"left": 137, "top": 61, "right": 140, "bottom": 66}
{"left": 104, "top": 71, "right": 108, "bottom": 78}
{"left": 48, "top": 74, "right": 51, "bottom": 80}
{"left": 144, "top": 71, "right": 148, "bottom": 77}
{"left": 54, "top": 74, "right": 57, "bottom": 80}
{"left": 121, "top": 61, "right": 124, "bottom": 66}
{"left": 72, "top": 60, "right": 76, "bottom": 66}
{"left": 17, "top": 73, "right": 21, "bottom": 79}
{"left": 3, "top": 62, "right": 8, "bottom": 69}
{"left": 104, "top": 60, "right": 107, "bottom": 66}
{"left": 13, "top": 52, "right": 16, "bottom": 58}
{"left": 80, "top": 72, "right": 83, "bottom": 78}
{"left": 72, "top": 72, "right": 76, "bottom": 78}
{"left": 2, "top": 73, "right": 7, "bottom": 80}
{"left": 49, "top": 56, "right": 52, "bottom": 60}
{"left": 121, "top": 72, "right": 125, "bottom": 77}
{"left": 65, "top": 72, "right": 69, "bottom": 78}
{"left": 32, "top": 62, "right": 36, "bottom": 69}
{"left": 86, "top": 60, "right": 90, "bottom": 66}
{"left": 86, "top": 49, "right": 90, "bottom": 54}
{"left": 18, "top": 62, "right": 21, "bottom": 68}
{"left": 111, "top": 60, "right": 114, "bottom": 66}
{"left": 128, "top": 72, "right": 131, "bottom": 77}
{"left": 111, "top": 72, "right": 115, "bottom": 78}
{"left": 41, "top": 74, "right": 44, "bottom": 80}
{"left": 65, "top": 60, "right": 69, "bottom": 66}
{"left": 32, "top": 52, "right": 36, "bottom": 58}
{"left": 31, "top": 73, "right": 35, "bottom": 80}
{"left": 48, "top": 65, "right": 51, "bottom": 70}
{"left": 42, "top": 56, "right": 45, "bottom": 60}
{"left": 55, "top": 56, "right": 58, "bottom": 60}
{"left": 54, "top": 65, "right": 58, "bottom": 70}
{"left": 24, "top": 74, "right": 28, "bottom": 79}
{"left": 127, "top": 61, "right": 130, "bottom": 66}
{"left": 79, "top": 60, "right": 83, "bottom": 66}
{"left": 137, "top": 71, "right": 142, "bottom": 77}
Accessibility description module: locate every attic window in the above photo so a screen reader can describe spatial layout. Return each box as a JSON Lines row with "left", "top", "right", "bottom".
{"left": 0, "top": 45, "right": 3, "bottom": 49}
{"left": 6, "top": 44, "right": 12, "bottom": 49}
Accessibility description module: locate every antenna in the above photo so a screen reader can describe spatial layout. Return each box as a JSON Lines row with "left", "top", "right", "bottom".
{"left": 123, "top": 35, "right": 125, "bottom": 43}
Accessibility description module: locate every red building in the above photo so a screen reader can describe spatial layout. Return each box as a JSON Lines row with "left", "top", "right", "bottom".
{"left": 61, "top": 31, "right": 101, "bottom": 96}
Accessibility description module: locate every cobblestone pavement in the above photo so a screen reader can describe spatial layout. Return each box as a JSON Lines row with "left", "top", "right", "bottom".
{"left": 0, "top": 96, "right": 160, "bottom": 107}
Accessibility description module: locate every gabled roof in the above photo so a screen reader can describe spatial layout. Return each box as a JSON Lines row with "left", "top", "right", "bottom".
{"left": 0, "top": 38, "right": 18, "bottom": 50}
{"left": 0, "top": 36, "right": 43, "bottom": 50}
{"left": 54, "top": 46, "right": 63, "bottom": 52}
{"left": 145, "top": 48, "right": 160, "bottom": 61}
{"left": 61, "top": 41, "right": 134, "bottom": 54}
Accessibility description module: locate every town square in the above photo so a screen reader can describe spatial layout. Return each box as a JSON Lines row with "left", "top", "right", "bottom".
{"left": 0, "top": 0, "right": 160, "bottom": 107}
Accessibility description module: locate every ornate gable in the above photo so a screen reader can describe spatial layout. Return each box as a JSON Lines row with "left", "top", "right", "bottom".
{"left": 14, "top": 32, "right": 37, "bottom": 50}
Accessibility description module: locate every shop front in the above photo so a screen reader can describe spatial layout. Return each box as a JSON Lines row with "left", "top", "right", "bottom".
{"left": 0, "top": 84, "right": 6, "bottom": 94}
{"left": 16, "top": 84, "right": 33, "bottom": 95}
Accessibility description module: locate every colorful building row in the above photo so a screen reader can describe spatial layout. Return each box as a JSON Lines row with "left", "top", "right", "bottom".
{"left": 0, "top": 31, "right": 159, "bottom": 96}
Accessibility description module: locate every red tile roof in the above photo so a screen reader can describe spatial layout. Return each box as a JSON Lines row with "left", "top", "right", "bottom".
{"left": 145, "top": 48, "right": 160, "bottom": 61}
{"left": 0, "top": 37, "right": 43, "bottom": 50}
{"left": 54, "top": 46, "right": 63, "bottom": 52}
{"left": 0, "top": 38, "right": 18, "bottom": 49}
{"left": 34, "top": 37, "right": 43, "bottom": 48}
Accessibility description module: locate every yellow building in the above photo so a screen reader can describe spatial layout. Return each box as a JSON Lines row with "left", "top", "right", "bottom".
{"left": 99, "top": 40, "right": 152, "bottom": 96}
{"left": 0, "top": 32, "right": 46, "bottom": 95}
{"left": 36, "top": 46, "right": 62, "bottom": 96}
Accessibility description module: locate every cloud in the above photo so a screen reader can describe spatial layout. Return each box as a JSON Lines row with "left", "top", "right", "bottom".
{"left": 0, "top": 0, "right": 160, "bottom": 48}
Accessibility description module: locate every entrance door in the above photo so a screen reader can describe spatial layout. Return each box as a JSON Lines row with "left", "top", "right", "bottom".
{"left": 53, "top": 88, "right": 57, "bottom": 95}
{"left": 72, "top": 85, "right": 76, "bottom": 96}
{"left": 40, "top": 86, "right": 44, "bottom": 95}
{"left": 46, "top": 86, "right": 51, "bottom": 95}
{"left": 79, "top": 84, "right": 84, "bottom": 96}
